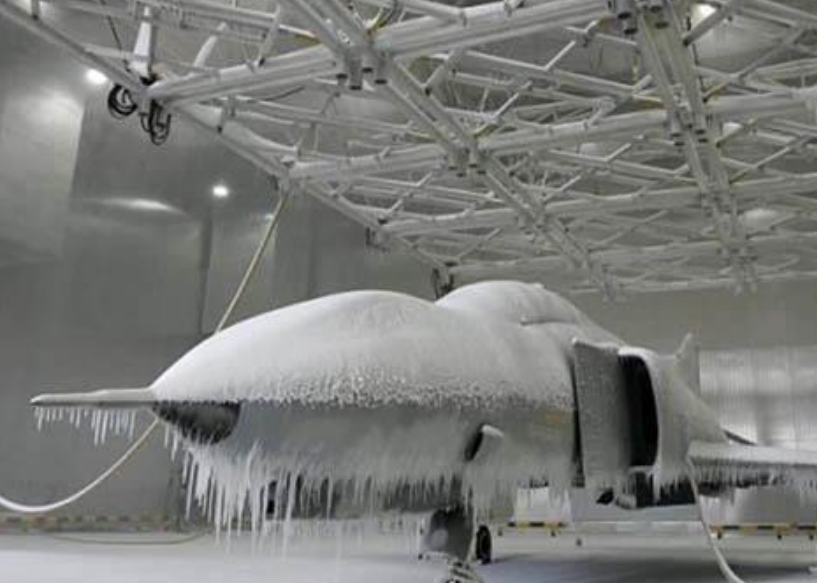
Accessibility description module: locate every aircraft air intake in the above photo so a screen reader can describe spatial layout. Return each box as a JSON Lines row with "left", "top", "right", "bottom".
{"left": 152, "top": 402, "right": 240, "bottom": 444}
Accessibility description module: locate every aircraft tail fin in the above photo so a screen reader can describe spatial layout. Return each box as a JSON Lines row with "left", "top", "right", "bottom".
{"left": 31, "top": 388, "right": 157, "bottom": 409}
{"left": 675, "top": 333, "right": 701, "bottom": 394}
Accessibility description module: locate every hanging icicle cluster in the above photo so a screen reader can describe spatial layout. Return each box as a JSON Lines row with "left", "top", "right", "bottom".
{"left": 34, "top": 406, "right": 138, "bottom": 445}
{"left": 33, "top": 396, "right": 574, "bottom": 547}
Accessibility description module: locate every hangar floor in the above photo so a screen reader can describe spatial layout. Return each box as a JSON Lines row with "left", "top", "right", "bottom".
{"left": 3, "top": 530, "right": 817, "bottom": 583}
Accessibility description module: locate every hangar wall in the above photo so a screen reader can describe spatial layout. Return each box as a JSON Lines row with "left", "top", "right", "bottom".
{"left": 699, "top": 345, "right": 817, "bottom": 524}
{"left": 0, "top": 20, "right": 429, "bottom": 518}
{"left": 573, "top": 280, "right": 817, "bottom": 351}
{"left": 2, "top": 15, "right": 816, "bottom": 525}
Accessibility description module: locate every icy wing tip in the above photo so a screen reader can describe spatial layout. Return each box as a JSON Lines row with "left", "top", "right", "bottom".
{"left": 30, "top": 388, "right": 157, "bottom": 409}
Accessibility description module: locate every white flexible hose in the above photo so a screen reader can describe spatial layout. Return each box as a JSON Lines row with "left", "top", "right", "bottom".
{"left": 0, "top": 418, "right": 159, "bottom": 514}
{"left": 687, "top": 459, "right": 747, "bottom": 583}
{"left": 0, "top": 187, "right": 290, "bottom": 515}
{"left": 215, "top": 188, "right": 290, "bottom": 332}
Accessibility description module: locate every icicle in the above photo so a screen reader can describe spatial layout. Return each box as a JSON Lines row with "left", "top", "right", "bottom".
{"left": 99, "top": 410, "right": 108, "bottom": 445}
{"left": 281, "top": 473, "right": 297, "bottom": 556}
{"left": 91, "top": 410, "right": 99, "bottom": 445}
{"left": 170, "top": 431, "right": 180, "bottom": 461}
{"left": 185, "top": 460, "right": 197, "bottom": 520}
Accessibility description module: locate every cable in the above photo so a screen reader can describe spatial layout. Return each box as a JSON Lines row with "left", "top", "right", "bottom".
{"left": 687, "top": 459, "right": 747, "bottom": 583}
{"left": 0, "top": 181, "right": 291, "bottom": 516}
{"left": 43, "top": 530, "right": 207, "bottom": 546}
{"left": 107, "top": 83, "right": 172, "bottom": 145}
{"left": 143, "top": 101, "right": 172, "bottom": 145}
{"left": 0, "top": 418, "right": 159, "bottom": 514}
{"left": 215, "top": 186, "right": 290, "bottom": 332}
{"left": 98, "top": 0, "right": 174, "bottom": 145}
{"left": 107, "top": 84, "right": 138, "bottom": 119}
{"left": 97, "top": 0, "right": 129, "bottom": 72}
{"left": 263, "top": 86, "right": 305, "bottom": 102}
{"left": 131, "top": 99, "right": 171, "bottom": 145}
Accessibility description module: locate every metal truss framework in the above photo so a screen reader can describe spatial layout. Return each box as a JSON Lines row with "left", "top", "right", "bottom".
{"left": 5, "top": 0, "right": 817, "bottom": 296}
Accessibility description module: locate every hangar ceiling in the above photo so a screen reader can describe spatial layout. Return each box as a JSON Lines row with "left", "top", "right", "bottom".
{"left": 4, "top": 0, "right": 817, "bottom": 297}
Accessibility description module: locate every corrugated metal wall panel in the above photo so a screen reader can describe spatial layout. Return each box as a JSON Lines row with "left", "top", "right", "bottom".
{"left": 701, "top": 346, "right": 817, "bottom": 449}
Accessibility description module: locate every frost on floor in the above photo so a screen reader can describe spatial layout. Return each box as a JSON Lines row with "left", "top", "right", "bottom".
{"left": 2, "top": 532, "right": 816, "bottom": 583}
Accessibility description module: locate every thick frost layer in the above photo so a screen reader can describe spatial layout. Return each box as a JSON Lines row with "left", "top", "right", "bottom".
{"left": 30, "top": 282, "right": 600, "bottom": 541}
{"left": 29, "top": 281, "right": 817, "bottom": 552}
{"left": 689, "top": 441, "right": 817, "bottom": 495}
{"left": 32, "top": 281, "right": 737, "bottom": 542}
{"left": 146, "top": 283, "right": 590, "bottom": 536}
{"left": 441, "top": 281, "right": 584, "bottom": 326}
{"left": 150, "top": 283, "right": 594, "bottom": 409}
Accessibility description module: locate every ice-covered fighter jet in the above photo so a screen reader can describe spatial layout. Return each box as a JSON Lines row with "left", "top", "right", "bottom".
{"left": 30, "top": 280, "right": 817, "bottom": 575}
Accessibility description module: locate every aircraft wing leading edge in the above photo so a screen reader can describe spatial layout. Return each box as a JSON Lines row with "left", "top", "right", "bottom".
{"left": 688, "top": 440, "right": 817, "bottom": 490}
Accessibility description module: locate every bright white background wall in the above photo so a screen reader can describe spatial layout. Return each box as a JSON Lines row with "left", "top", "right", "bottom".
{"left": 573, "top": 280, "right": 817, "bottom": 352}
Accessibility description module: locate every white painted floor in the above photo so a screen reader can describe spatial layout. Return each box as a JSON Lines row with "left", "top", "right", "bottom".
{"left": 2, "top": 530, "right": 817, "bottom": 583}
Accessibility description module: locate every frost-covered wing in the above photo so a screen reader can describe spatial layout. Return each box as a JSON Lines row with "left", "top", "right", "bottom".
{"left": 689, "top": 440, "right": 817, "bottom": 489}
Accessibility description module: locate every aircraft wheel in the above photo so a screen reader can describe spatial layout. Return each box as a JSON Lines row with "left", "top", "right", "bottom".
{"left": 474, "top": 525, "right": 492, "bottom": 565}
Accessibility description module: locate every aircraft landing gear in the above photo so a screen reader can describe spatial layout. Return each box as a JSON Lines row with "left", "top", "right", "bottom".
{"left": 421, "top": 506, "right": 473, "bottom": 561}
{"left": 420, "top": 508, "right": 491, "bottom": 583}
{"left": 440, "top": 558, "right": 486, "bottom": 583}
{"left": 474, "top": 525, "right": 492, "bottom": 564}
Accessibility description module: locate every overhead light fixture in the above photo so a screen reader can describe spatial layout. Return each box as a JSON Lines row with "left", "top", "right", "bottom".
{"left": 696, "top": 3, "right": 716, "bottom": 19}
{"left": 212, "top": 184, "right": 230, "bottom": 199}
{"left": 85, "top": 68, "right": 109, "bottom": 86}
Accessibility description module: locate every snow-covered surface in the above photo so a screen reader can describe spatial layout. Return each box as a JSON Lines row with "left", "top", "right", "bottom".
{"left": 151, "top": 281, "right": 605, "bottom": 533}
{"left": 35, "top": 282, "right": 598, "bottom": 539}
{"left": 690, "top": 441, "right": 817, "bottom": 491}
{"left": 152, "top": 283, "right": 589, "bottom": 408}
{"left": 2, "top": 531, "right": 816, "bottom": 583}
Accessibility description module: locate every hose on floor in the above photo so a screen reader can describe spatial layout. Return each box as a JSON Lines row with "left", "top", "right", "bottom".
{"left": 0, "top": 186, "right": 290, "bottom": 515}
{"left": 687, "top": 458, "right": 747, "bottom": 583}
{"left": 43, "top": 530, "right": 208, "bottom": 546}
